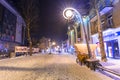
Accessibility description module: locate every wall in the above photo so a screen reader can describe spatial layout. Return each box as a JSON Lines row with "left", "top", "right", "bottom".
{"left": 0, "top": 0, "right": 25, "bottom": 52}
{"left": 15, "top": 16, "right": 23, "bottom": 43}
{"left": 113, "top": 1, "right": 120, "bottom": 28}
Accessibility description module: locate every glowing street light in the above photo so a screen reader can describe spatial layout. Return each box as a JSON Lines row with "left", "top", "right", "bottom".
{"left": 63, "top": 8, "right": 74, "bottom": 20}
{"left": 52, "top": 42, "right": 56, "bottom": 45}
{"left": 65, "top": 10, "right": 73, "bottom": 17}
{"left": 63, "top": 8, "right": 81, "bottom": 44}
{"left": 63, "top": 7, "right": 81, "bottom": 21}
{"left": 63, "top": 7, "right": 91, "bottom": 58}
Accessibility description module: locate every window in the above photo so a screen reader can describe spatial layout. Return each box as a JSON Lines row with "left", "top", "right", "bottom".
{"left": 107, "top": 15, "right": 113, "bottom": 28}
{"left": 101, "top": 19, "right": 105, "bottom": 25}
{"left": 1, "top": 8, "right": 17, "bottom": 42}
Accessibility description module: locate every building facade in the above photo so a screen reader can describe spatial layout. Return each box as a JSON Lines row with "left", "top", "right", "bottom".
{"left": 0, "top": 0, "right": 25, "bottom": 52}
{"left": 90, "top": 0, "right": 120, "bottom": 58}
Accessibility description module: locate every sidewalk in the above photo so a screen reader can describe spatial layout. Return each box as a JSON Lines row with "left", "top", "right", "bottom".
{"left": 0, "top": 54, "right": 113, "bottom": 80}
{"left": 96, "top": 56, "right": 120, "bottom": 75}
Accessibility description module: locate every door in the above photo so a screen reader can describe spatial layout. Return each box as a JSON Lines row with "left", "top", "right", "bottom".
{"left": 113, "top": 40, "right": 120, "bottom": 58}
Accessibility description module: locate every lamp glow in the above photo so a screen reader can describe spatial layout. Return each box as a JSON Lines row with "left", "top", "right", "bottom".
{"left": 63, "top": 8, "right": 74, "bottom": 20}
{"left": 65, "top": 10, "right": 73, "bottom": 18}
{"left": 52, "top": 42, "right": 56, "bottom": 45}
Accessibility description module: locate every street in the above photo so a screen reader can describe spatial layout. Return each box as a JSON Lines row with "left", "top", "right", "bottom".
{"left": 0, "top": 54, "right": 112, "bottom": 80}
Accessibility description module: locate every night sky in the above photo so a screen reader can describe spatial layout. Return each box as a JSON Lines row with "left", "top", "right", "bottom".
{"left": 7, "top": 0, "right": 90, "bottom": 42}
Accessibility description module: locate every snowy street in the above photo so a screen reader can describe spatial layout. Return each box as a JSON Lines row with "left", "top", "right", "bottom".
{"left": 0, "top": 54, "right": 112, "bottom": 80}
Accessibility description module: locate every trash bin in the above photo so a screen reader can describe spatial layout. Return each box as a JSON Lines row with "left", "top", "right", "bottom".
{"left": 10, "top": 52, "right": 16, "bottom": 58}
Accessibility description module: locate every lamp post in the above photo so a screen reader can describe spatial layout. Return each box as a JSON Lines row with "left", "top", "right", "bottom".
{"left": 63, "top": 7, "right": 91, "bottom": 58}
{"left": 52, "top": 42, "right": 56, "bottom": 53}
{"left": 49, "top": 40, "right": 56, "bottom": 54}
{"left": 48, "top": 39, "right": 52, "bottom": 54}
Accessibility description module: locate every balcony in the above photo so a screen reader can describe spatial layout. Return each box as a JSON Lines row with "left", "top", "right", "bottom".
{"left": 98, "top": 0, "right": 113, "bottom": 15}
{"left": 90, "top": 0, "right": 113, "bottom": 22}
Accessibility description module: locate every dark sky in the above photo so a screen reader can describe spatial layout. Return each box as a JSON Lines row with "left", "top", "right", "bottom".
{"left": 7, "top": 0, "right": 90, "bottom": 42}
{"left": 38, "top": 0, "right": 69, "bottom": 42}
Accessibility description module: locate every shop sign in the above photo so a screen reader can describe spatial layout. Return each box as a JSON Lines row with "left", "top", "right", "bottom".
{"left": 103, "top": 31, "right": 120, "bottom": 39}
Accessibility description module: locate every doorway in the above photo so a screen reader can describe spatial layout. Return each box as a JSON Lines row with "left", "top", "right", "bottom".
{"left": 106, "top": 39, "right": 120, "bottom": 58}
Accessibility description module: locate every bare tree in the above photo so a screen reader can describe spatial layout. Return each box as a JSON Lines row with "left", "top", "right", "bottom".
{"left": 89, "top": 0, "right": 107, "bottom": 61}
{"left": 18, "top": 0, "right": 39, "bottom": 56}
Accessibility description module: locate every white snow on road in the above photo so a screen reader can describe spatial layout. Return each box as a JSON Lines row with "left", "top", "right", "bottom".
{"left": 0, "top": 54, "right": 112, "bottom": 80}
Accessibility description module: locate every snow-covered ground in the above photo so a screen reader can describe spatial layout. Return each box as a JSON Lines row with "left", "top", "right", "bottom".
{"left": 0, "top": 54, "right": 112, "bottom": 80}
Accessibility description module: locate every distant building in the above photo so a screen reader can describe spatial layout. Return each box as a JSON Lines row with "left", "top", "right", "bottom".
{"left": 0, "top": 0, "right": 25, "bottom": 52}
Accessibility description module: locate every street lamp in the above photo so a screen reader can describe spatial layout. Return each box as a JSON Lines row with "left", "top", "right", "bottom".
{"left": 48, "top": 39, "right": 52, "bottom": 54}
{"left": 63, "top": 7, "right": 91, "bottom": 58}
{"left": 63, "top": 8, "right": 74, "bottom": 20}
{"left": 52, "top": 42, "right": 56, "bottom": 46}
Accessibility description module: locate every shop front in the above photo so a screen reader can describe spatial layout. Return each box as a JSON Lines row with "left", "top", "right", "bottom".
{"left": 106, "top": 39, "right": 120, "bottom": 58}
{"left": 92, "top": 28, "right": 120, "bottom": 59}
